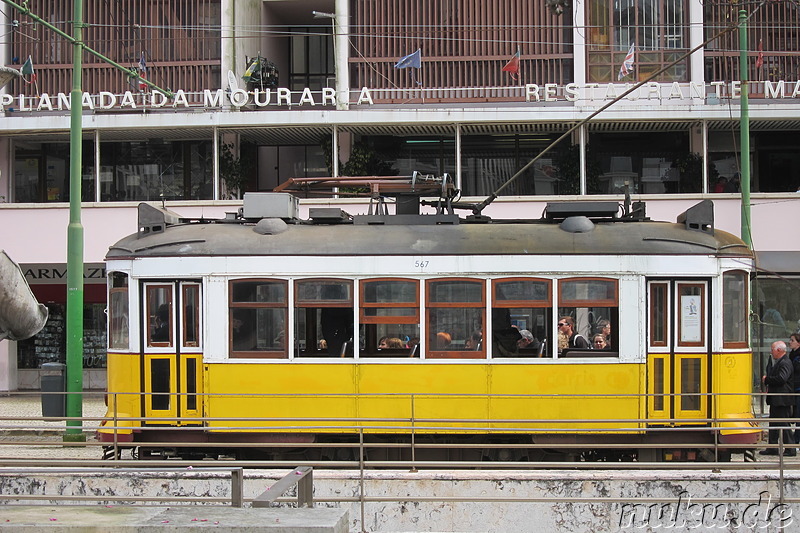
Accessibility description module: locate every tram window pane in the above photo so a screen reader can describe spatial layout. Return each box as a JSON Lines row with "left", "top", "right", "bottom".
{"left": 231, "top": 308, "right": 286, "bottom": 352}
{"left": 429, "top": 280, "right": 483, "bottom": 304}
{"left": 680, "top": 358, "right": 701, "bottom": 411}
{"left": 108, "top": 272, "right": 129, "bottom": 350}
{"left": 722, "top": 271, "right": 748, "bottom": 346}
{"left": 560, "top": 278, "right": 617, "bottom": 304}
{"left": 182, "top": 284, "right": 200, "bottom": 347}
{"left": 295, "top": 307, "right": 353, "bottom": 357}
{"left": 649, "top": 282, "right": 668, "bottom": 347}
{"left": 296, "top": 279, "right": 352, "bottom": 305}
{"left": 362, "top": 279, "right": 417, "bottom": 304}
{"left": 491, "top": 307, "right": 548, "bottom": 357}
{"left": 557, "top": 306, "right": 617, "bottom": 354}
{"left": 147, "top": 285, "right": 173, "bottom": 346}
{"left": 150, "top": 358, "right": 171, "bottom": 411}
{"left": 185, "top": 358, "right": 197, "bottom": 411}
{"left": 428, "top": 308, "right": 484, "bottom": 352}
{"left": 231, "top": 280, "right": 286, "bottom": 303}
{"left": 653, "top": 357, "right": 665, "bottom": 411}
{"left": 494, "top": 279, "right": 550, "bottom": 303}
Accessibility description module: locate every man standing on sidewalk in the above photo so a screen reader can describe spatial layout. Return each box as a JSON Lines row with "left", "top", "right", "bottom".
{"left": 761, "top": 340, "right": 795, "bottom": 456}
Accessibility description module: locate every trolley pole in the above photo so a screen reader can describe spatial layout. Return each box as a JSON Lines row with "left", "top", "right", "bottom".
{"left": 64, "top": 0, "right": 85, "bottom": 441}
{"left": 738, "top": 9, "right": 753, "bottom": 249}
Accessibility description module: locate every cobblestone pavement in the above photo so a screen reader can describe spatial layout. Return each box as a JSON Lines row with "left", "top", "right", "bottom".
{"left": 0, "top": 393, "right": 108, "bottom": 460}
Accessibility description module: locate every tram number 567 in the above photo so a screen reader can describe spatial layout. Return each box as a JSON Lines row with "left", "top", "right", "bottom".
{"left": 414, "top": 260, "right": 430, "bottom": 268}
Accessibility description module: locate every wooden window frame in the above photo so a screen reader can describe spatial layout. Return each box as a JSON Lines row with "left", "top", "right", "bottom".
{"left": 294, "top": 278, "right": 354, "bottom": 308}
{"left": 229, "top": 278, "right": 288, "bottom": 359}
{"left": 722, "top": 270, "right": 749, "bottom": 350}
{"left": 426, "top": 277, "right": 486, "bottom": 360}
{"left": 145, "top": 283, "right": 174, "bottom": 348}
{"left": 181, "top": 283, "right": 201, "bottom": 349}
{"left": 492, "top": 277, "right": 552, "bottom": 308}
{"left": 360, "top": 278, "right": 420, "bottom": 325}
{"left": 648, "top": 281, "right": 670, "bottom": 349}
{"left": 558, "top": 277, "right": 619, "bottom": 307}
{"left": 676, "top": 282, "right": 706, "bottom": 349}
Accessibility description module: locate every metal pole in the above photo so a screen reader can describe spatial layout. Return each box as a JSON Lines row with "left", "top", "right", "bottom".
{"left": 64, "top": 0, "right": 85, "bottom": 440}
{"left": 738, "top": 9, "right": 752, "bottom": 249}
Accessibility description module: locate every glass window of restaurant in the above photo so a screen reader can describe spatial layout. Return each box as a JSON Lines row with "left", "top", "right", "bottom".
{"left": 460, "top": 134, "right": 572, "bottom": 196}
{"left": 587, "top": 131, "right": 694, "bottom": 194}
{"left": 13, "top": 140, "right": 95, "bottom": 203}
{"left": 99, "top": 140, "right": 213, "bottom": 201}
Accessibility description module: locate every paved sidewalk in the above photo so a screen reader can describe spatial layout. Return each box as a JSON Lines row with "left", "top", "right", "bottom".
{"left": 0, "top": 392, "right": 106, "bottom": 432}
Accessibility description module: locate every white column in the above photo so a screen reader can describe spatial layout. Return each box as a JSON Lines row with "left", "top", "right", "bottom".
{"left": 0, "top": 341, "right": 18, "bottom": 392}
{"left": 689, "top": 0, "right": 705, "bottom": 90}
{"left": 335, "top": 0, "right": 351, "bottom": 110}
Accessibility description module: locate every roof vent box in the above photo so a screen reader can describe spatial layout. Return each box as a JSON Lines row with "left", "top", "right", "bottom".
{"left": 242, "top": 193, "right": 299, "bottom": 220}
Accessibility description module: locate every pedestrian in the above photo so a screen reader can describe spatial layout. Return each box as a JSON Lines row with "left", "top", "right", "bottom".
{"left": 789, "top": 333, "right": 800, "bottom": 445}
{"left": 761, "top": 340, "right": 795, "bottom": 456}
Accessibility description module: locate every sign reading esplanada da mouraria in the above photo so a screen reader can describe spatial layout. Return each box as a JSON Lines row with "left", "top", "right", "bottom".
{"left": 4, "top": 80, "right": 800, "bottom": 112}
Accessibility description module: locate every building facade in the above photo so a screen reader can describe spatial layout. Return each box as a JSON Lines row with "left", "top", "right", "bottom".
{"left": 1, "top": 0, "right": 799, "bottom": 390}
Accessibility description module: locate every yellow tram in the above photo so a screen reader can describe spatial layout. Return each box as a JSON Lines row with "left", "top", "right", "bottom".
{"left": 99, "top": 181, "right": 757, "bottom": 461}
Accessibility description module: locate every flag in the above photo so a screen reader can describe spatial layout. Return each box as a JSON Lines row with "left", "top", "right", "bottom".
{"left": 502, "top": 48, "right": 521, "bottom": 81}
{"left": 20, "top": 55, "right": 37, "bottom": 84}
{"left": 395, "top": 49, "right": 421, "bottom": 69}
{"left": 138, "top": 52, "right": 147, "bottom": 90}
{"left": 618, "top": 43, "right": 635, "bottom": 80}
{"left": 394, "top": 49, "right": 422, "bottom": 85}
{"left": 756, "top": 39, "right": 764, "bottom": 70}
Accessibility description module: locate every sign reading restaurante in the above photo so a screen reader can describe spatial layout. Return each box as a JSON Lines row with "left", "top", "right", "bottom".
{"left": 3, "top": 80, "right": 800, "bottom": 112}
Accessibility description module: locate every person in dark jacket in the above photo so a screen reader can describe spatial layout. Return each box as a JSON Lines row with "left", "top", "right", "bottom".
{"left": 762, "top": 340, "right": 795, "bottom": 455}
{"left": 789, "top": 333, "right": 800, "bottom": 444}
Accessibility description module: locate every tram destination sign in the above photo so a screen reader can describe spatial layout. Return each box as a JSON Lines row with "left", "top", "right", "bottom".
{"left": 3, "top": 80, "right": 800, "bottom": 112}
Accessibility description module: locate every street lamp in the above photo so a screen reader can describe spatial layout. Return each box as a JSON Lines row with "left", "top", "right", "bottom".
{"left": 313, "top": 10, "right": 349, "bottom": 110}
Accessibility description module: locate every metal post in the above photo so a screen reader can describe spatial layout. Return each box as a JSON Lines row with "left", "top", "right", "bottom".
{"left": 64, "top": 0, "right": 85, "bottom": 441}
{"left": 231, "top": 467, "right": 243, "bottom": 507}
{"left": 738, "top": 9, "right": 752, "bottom": 249}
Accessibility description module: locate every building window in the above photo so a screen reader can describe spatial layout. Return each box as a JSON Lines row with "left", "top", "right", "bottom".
{"left": 99, "top": 140, "right": 213, "bottom": 201}
{"left": 461, "top": 134, "right": 571, "bottom": 196}
{"left": 289, "top": 27, "right": 334, "bottom": 91}
{"left": 588, "top": 131, "right": 694, "bottom": 194}
{"left": 13, "top": 141, "right": 94, "bottom": 203}
{"left": 587, "top": 0, "right": 688, "bottom": 83}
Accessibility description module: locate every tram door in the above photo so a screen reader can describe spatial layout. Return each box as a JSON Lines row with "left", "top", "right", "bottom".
{"left": 647, "top": 280, "right": 710, "bottom": 423}
{"left": 142, "top": 281, "right": 203, "bottom": 424}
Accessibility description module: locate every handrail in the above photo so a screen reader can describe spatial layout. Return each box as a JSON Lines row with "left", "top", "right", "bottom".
{"left": 252, "top": 466, "right": 314, "bottom": 508}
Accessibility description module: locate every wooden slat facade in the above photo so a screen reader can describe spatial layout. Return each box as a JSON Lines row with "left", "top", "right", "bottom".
{"left": 704, "top": 2, "right": 800, "bottom": 83}
{"left": 8, "top": 0, "right": 221, "bottom": 97}
{"left": 350, "top": 0, "right": 574, "bottom": 103}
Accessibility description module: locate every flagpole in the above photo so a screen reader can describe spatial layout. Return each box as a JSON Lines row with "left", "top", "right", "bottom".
{"left": 738, "top": 9, "right": 752, "bottom": 249}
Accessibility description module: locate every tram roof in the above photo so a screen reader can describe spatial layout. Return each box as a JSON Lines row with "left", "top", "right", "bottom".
{"left": 106, "top": 203, "right": 752, "bottom": 260}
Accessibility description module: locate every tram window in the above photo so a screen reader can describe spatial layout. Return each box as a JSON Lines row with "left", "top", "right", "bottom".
{"left": 229, "top": 279, "right": 287, "bottom": 358}
{"left": 649, "top": 282, "right": 669, "bottom": 348}
{"left": 558, "top": 278, "right": 618, "bottom": 357}
{"left": 426, "top": 278, "right": 485, "bottom": 359}
{"left": 360, "top": 279, "right": 420, "bottom": 357}
{"left": 108, "top": 272, "right": 129, "bottom": 350}
{"left": 295, "top": 279, "right": 354, "bottom": 357}
{"left": 722, "top": 271, "right": 748, "bottom": 348}
{"left": 492, "top": 278, "right": 551, "bottom": 358}
{"left": 182, "top": 283, "right": 201, "bottom": 348}
{"left": 146, "top": 285, "right": 173, "bottom": 347}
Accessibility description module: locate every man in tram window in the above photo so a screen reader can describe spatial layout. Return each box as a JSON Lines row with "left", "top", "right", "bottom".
{"left": 557, "top": 316, "right": 590, "bottom": 352}
{"left": 761, "top": 340, "right": 796, "bottom": 456}
{"left": 152, "top": 304, "right": 170, "bottom": 342}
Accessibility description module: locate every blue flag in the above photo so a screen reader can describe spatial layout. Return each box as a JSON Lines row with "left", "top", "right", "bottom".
{"left": 395, "top": 49, "right": 421, "bottom": 69}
